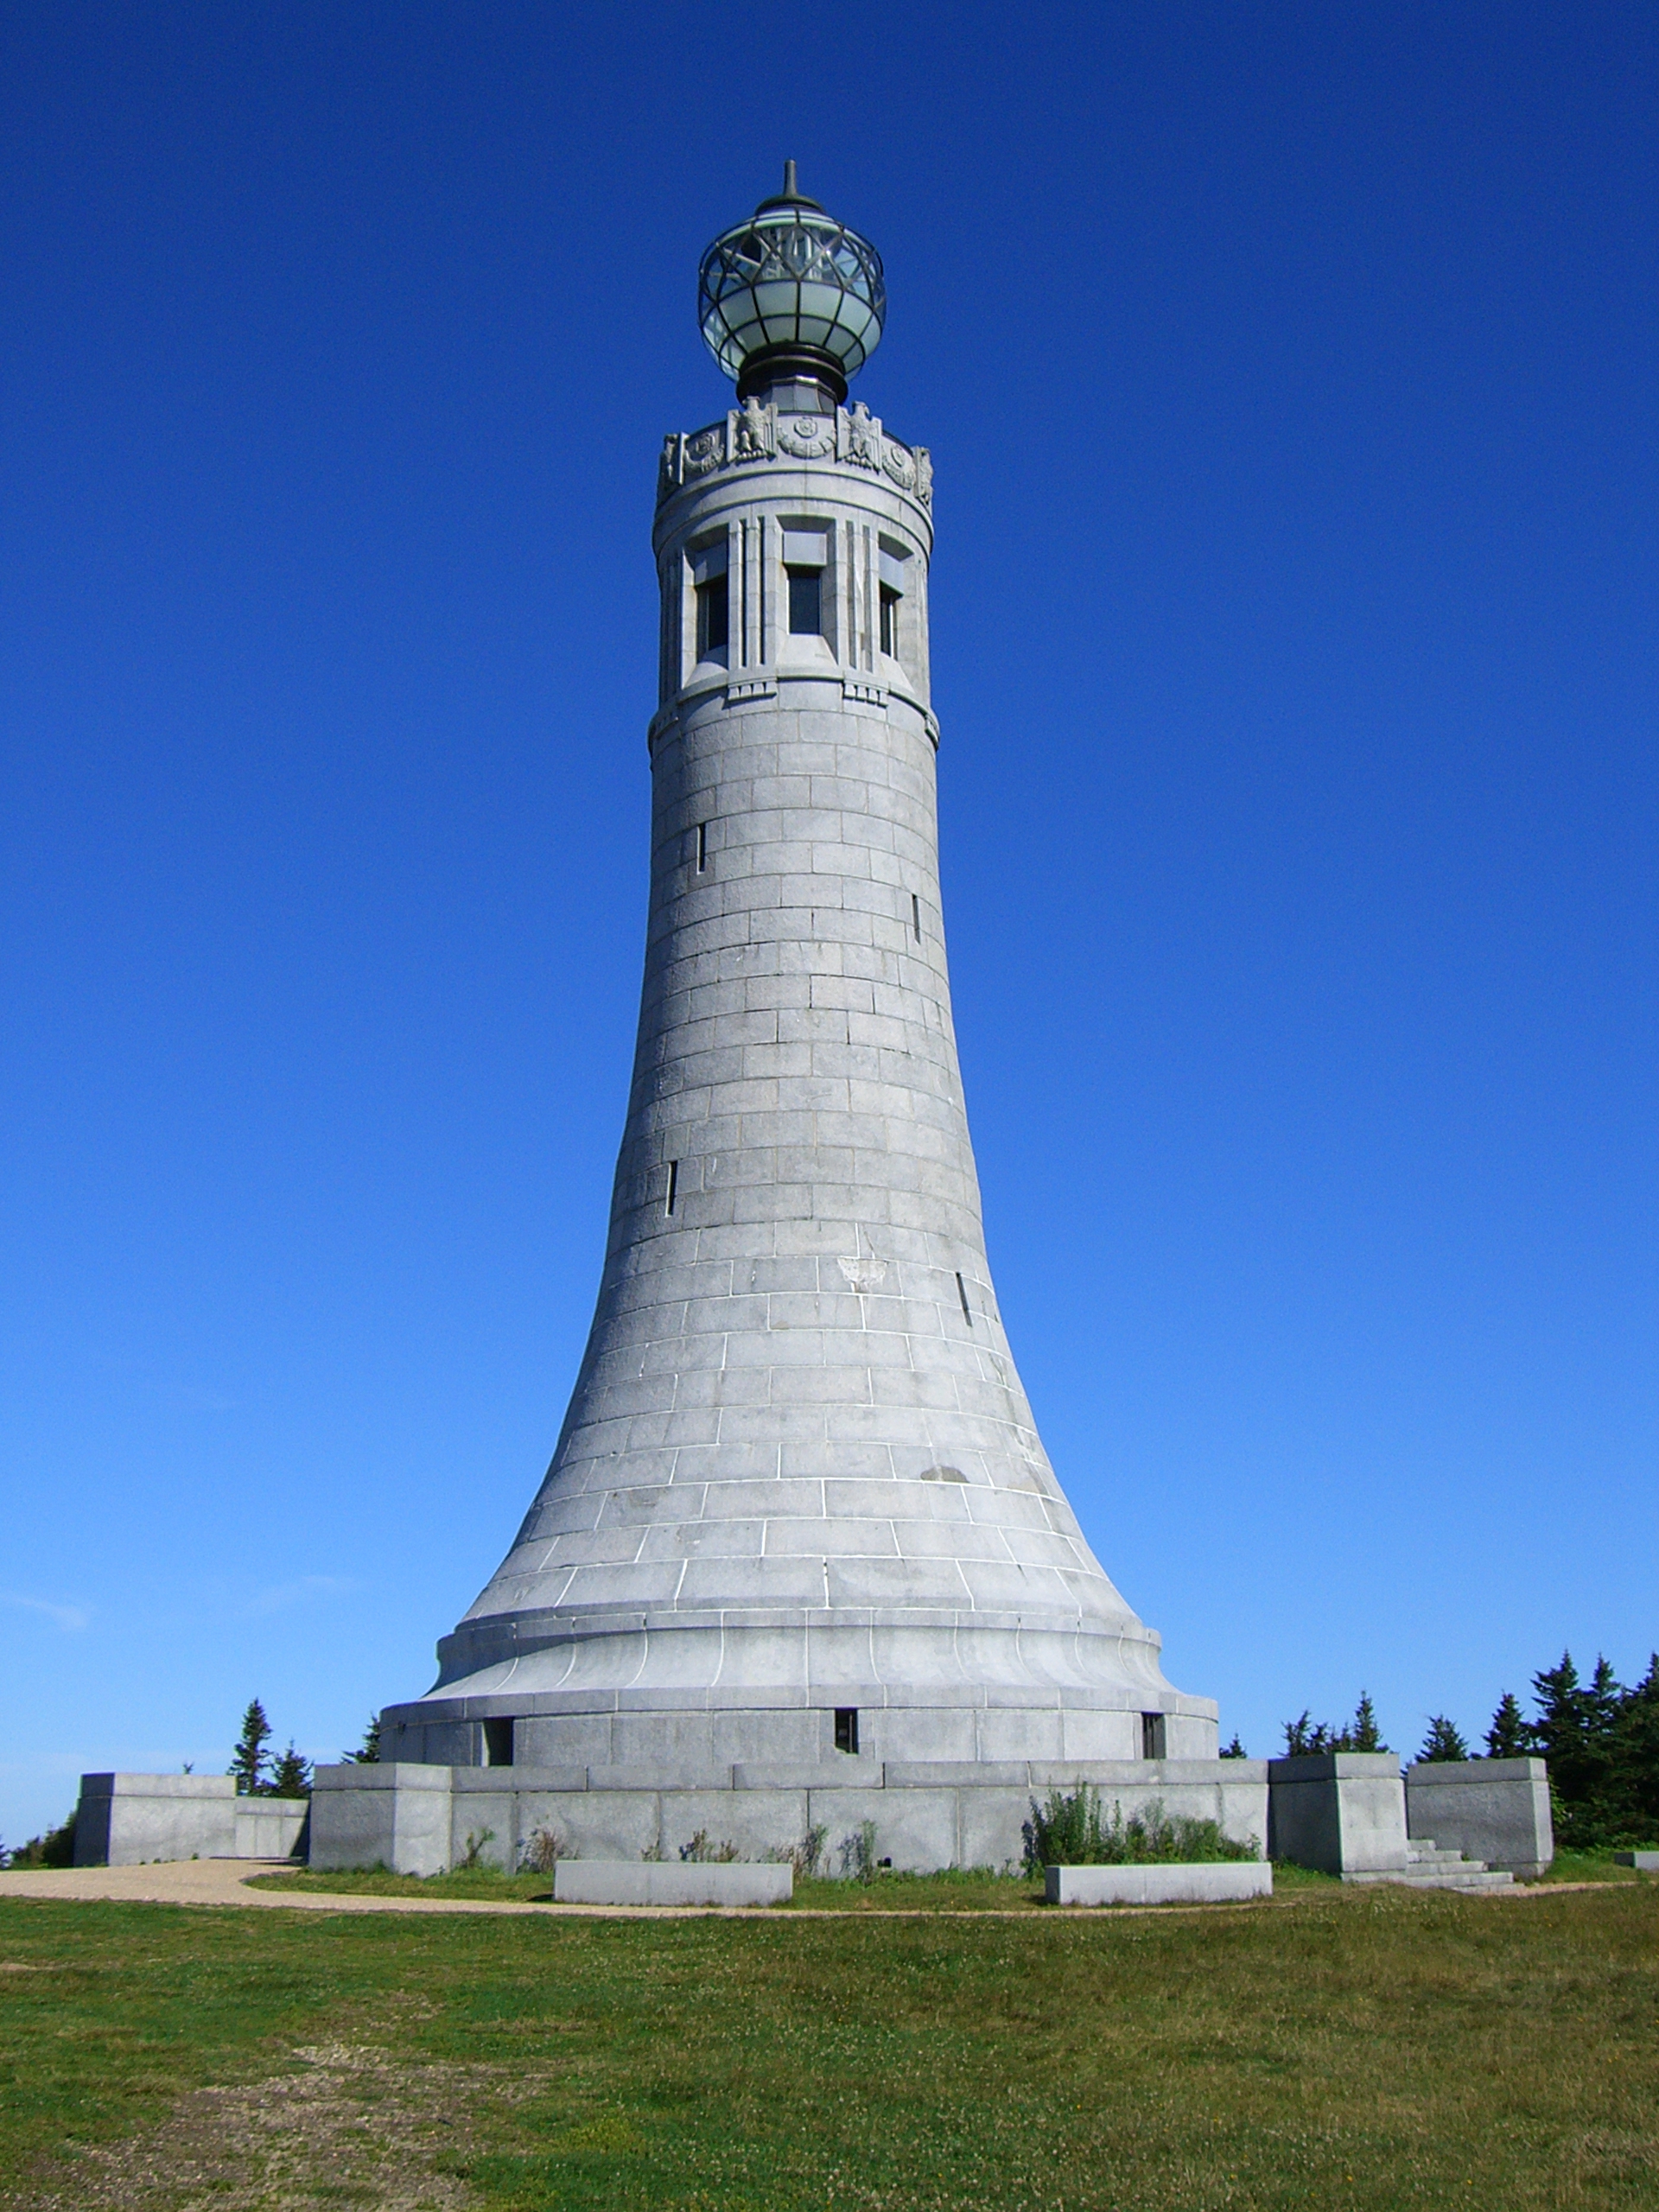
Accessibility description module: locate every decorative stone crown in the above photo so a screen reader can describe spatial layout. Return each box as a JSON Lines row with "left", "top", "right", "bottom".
{"left": 658, "top": 397, "right": 931, "bottom": 509}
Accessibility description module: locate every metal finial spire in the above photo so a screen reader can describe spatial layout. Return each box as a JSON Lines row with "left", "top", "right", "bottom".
{"left": 783, "top": 158, "right": 798, "bottom": 199}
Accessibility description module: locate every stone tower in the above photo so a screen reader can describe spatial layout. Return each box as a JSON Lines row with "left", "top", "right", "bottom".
{"left": 382, "top": 168, "right": 1217, "bottom": 1777}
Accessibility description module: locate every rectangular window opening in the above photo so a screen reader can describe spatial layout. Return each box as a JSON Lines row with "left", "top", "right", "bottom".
{"left": 1141, "top": 1713, "right": 1167, "bottom": 1762}
{"left": 786, "top": 566, "right": 822, "bottom": 636}
{"left": 834, "top": 1707, "right": 860, "bottom": 1756}
{"left": 696, "top": 821, "right": 708, "bottom": 874}
{"left": 956, "top": 1270, "right": 972, "bottom": 1324}
{"left": 696, "top": 573, "right": 728, "bottom": 658}
{"left": 880, "top": 582, "right": 899, "bottom": 658}
{"left": 482, "top": 1717, "right": 515, "bottom": 1767}
{"left": 911, "top": 892, "right": 921, "bottom": 941}
{"left": 665, "top": 1160, "right": 679, "bottom": 1217}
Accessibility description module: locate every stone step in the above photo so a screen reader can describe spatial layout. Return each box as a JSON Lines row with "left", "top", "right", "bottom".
{"left": 1350, "top": 1863, "right": 1514, "bottom": 1892}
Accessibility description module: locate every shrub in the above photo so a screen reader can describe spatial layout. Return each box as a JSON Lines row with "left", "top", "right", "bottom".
{"left": 3, "top": 1812, "right": 77, "bottom": 1868}
{"left": 521, "top": 1827, "right": 566, "bottom": 1873}
{"left": 766, "top": 1823, "right": 829, "bottom": 1878}
{"left": 679, "top": 1828, "right": 741, "bottom": 1863}
{"left": 838, "top": 1820, "right": 879, "bottom": 1883}
{"left": 1022, "top": 1787, "right": 1258, "bottom": 1872}
{"left": 458, "top": 1827, "right": 496, "bottom": 1870}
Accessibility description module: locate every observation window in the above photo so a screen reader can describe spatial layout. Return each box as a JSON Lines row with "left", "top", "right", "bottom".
{"left": 787, "top": 568, "right": 822, "bottom": 636}
{"left": 834, "top": 1708, "right": 860, "bottom": 1756}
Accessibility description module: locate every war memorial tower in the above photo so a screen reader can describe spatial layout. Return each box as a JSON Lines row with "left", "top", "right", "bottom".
{"left": 308, "top": 172, "right": 1256, "bottom": 1872}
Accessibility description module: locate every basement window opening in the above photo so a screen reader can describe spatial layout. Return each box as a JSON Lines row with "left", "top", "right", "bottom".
{"left": 483, "top": 1717, "right": 515, "bottom": 1767}
{"left": 834, "top": 1707, "right": 860, "bottom": 1755}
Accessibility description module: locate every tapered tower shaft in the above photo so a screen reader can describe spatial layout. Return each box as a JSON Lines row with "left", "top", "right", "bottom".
{"left": 383, "top": 177, "right": 1216, "bottom": 1772}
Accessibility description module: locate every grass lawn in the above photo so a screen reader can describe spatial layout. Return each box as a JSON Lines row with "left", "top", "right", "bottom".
{"left": 245, "top": 1859, "right": 1344, "bottom": 1910}
{"left": 1, "top": 1880, "right": 1655, "bottom": 2209}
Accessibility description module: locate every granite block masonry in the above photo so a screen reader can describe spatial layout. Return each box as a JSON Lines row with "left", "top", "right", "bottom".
{"left": 73, "top": 1775, "right": 308, "bottom": 1867}
{"left": 363, "top": 168, "right": 1220, "bottom": 1813}
{"left": 1405, "top": 1757, "right": 1553, "bottom": 1879}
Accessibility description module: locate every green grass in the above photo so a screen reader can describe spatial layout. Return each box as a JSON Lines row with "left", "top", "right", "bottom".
{"left": 250, "top": 1858, "right": 1344, "bottom": 1911}
{"left": 1540, "top": 1848, "right": 1656, "bottom": 1885}
{"left": 3, "top": 1881, "right": 1656, "bottom": 2208}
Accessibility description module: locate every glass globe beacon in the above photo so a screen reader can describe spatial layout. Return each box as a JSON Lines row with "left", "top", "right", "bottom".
{"left": 698, "top": 164, "right": 885, "bottom": 405}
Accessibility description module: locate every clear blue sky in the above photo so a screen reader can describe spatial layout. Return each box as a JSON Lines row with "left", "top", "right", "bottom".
{"left": 1, "top": 3, "right": 1653, "bottom": 1841}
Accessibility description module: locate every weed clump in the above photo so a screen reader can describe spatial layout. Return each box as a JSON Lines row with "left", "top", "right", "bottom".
{"left": 1022, "top": 1787, "right": 1258, "bottom": 1872}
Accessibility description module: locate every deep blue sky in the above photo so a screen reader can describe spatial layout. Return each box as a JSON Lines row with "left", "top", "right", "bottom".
{"left": 1, "top": 3, "right": 1653, "bottom": 1839}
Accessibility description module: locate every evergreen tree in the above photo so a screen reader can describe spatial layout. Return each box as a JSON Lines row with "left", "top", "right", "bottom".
{"left": 1417, "top": 1715, "right": 1470, "bottom": 1764}
{"left": 1484, "top": 1691, "right": 1531, "bottom": 1758}
{"left": 1281, "top": 1697, "right": 1389, "bottom": 1757}
{"left": 345, "top": 1714, "right": 381, "bottom": 1764}
{"left": 229, "top": 1699, "right": 273, "bottom": 1796}
{"left": 1349, "top": 1692, "right": 1385, "bottom": 1752}
{"left": 1605, "top": 1654, "right": 1659, "bottom": 1845}
{"left": 1219, "top": 1733, "right": 1247, "bottom": 1758}
{"left": 269, "top": 1742, "right": 312, "bottom": 1798}
{"left": 1530, "top": 1651, "right": 1624, "bottom": 1847}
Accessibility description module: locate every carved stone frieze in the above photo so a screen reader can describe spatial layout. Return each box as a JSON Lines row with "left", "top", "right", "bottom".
{"left": 657, "top": 403, "right": 931, "bottom": 510}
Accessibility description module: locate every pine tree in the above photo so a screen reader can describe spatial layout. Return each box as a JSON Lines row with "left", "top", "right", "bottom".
{"left": 269, "top": 1742, "right": 313, "bottom": 1798}
{"left": 1219, "top": 1733, "right": 1247, "bottom": 1758}
{"left": 1484, "top": 1691, "right": 1531, "bottom": 1758}
{"left": 229, "top": 1699, "right": 273, "bottom": 1796}
{"left": 1349, "top": 1692, "right": 1386, "bottom": 1752}
{"left": 345, "top": 1714, "right": 381, "bottom": 1764}
{"left": 1605, "top": 1654, "right": 1659, "bottom": 1845}
{"left": 1416, "top": 1715, "right": 1470, "bottom": 1764}
{"left": 1531, "top": 1650, "right": 1623, "bottom": 1847}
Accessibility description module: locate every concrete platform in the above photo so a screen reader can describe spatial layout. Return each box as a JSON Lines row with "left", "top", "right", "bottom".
{"left": 1045, "top": 1862, "right": 1271, "bottom": 1905}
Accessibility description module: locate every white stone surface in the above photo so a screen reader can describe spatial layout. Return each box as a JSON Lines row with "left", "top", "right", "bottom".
{"left": 308, "top": 1758, "right": 1266, "bottom": 1877}
{"left": 1045, "top": 1861, "right": 1271, "bottom": 1905}
{"left": 73, "top": 1774, "right": 308, "bottom": 1866}
{"left": 554, "top": 1860, "right": 792, "bottom": 1907}
{"left": 1614, "top": 1850, "right": 1659, "bottom": 1871}
{"left": 387, "top": 395, "right": 1216, "bottom": 1772}
{"left": 1405, "top": 1758, "right": 1554, "bottom": 1879}
{"left": 1267, "top": 1754, "right": 1409, "bottom": 1877}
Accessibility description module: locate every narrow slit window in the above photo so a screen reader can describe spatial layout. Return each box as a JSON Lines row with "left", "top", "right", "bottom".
{"left": 834, "top": 1707, "right": 860, "bottom": 1756}
{"left": 880, "top": 582, "right": 899, "bottom": 658}
{"left": 665, "top": 1160, "right": 679, "bottom": 1217}
{"left": 956, "top": 1270, "right": 972, "bottom": 1324}
{"left": 696, "top": 572, "right": 728, "bottom": 658}
{"left": 1141, "top": 1713, "right": 1167, "bottom": 1761}
{"left": 696, "top": 821, "right": 708, "bottom": 873}
{"left": 911, "top": 893, "right": 921, "bottom": 941}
